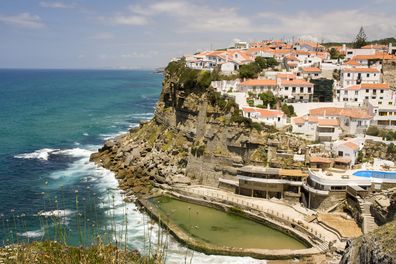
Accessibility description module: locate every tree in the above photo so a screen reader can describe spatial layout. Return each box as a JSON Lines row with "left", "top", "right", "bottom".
{"left": 353, "top": 26, "right": 367, "bottom": 49}
{"left": 281, "top": 104, "right": 295, "bottom": 117}
{"left": 258, "top": 92, "right": 277, "bottom": 108}
{"left": 255, "top": 56, "right": 268, "bottom": 69}
{"left": 239, "top": 62, "right": 261, "bottom": 79}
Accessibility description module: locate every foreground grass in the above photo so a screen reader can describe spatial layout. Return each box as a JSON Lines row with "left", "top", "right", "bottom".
{"left": 0, "top": 241, "right": 161, "bottom": 264}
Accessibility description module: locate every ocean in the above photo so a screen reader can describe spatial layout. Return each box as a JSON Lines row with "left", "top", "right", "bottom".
{"left": 0, "top": 69, "right": 260, "bottom": 263}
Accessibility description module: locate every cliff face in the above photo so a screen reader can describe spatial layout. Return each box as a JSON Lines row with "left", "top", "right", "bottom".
{"left": 90, "top": 61, "right": 308, "bottom": 195}
{"left": 340, "top": 220, "right": 396, "bottom": 264}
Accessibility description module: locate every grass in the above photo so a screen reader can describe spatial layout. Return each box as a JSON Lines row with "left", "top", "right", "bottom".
{"left": 0, "top": 240, "right": 160, "bottom": 264}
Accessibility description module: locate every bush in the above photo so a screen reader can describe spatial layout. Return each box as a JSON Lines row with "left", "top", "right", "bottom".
{"left": 281, "top": 103, "right": 295, "bottom": 117}
{"left": 239, "top": 63, "right": 261, "bottom": 79}
{"left": 366, "top": 126, "right": 379, "bottom": 136}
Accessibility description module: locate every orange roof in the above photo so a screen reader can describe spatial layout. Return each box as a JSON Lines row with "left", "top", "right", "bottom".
{"left": 281, "top": 79, "right": 313, "bottom": 87}
{"left": 302, "top": 67, "right": 321, "bottom": 73}
{"left": 352, "top": 53, "right": 396, "bottom": 61}
{"left": 242, "top": 107, "right": 284, "bottom": 117}
{"left": 342, "top": 142, "right": 359, "bottom": 151}
{"left": 343, "top": 67, "right": 379, "bottom": 73}
{"left": 293, "top": 116, "right": 306, "bottom": 124}
{"left": 317, "top": 118, "right": 340, "bottom": 127}
{"left": 344, "top": 60, "right": 362, "bottom": 66}
{"left": 346, "top": 83, "right": 390, "bottom": 90}
{"left": 310, "top": 156, "right": 333, "bottom": 163}
{"left": 335, "top": 157, "right": 352, "bottom": 164}
{"left": 294, "top": 50, "right": 311, "bottom": 55}
{"left": 240, "top": 79, "right": 277, "bottom": 86}
{"left": 309, "top": 107, "right": 372, "bottom": 119}
{"left": 277, "top": 73, "right": 297, "bottom": 80}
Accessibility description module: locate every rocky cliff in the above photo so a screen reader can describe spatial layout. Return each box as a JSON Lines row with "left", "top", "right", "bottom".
{"left": 90, "top": 60, "right": 308, "bottom": 196}
{"left": 340, "top": 220, "right": 396, "bottom": 264}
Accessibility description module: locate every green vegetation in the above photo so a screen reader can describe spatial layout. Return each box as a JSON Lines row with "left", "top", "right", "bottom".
{"left": 258, "top": 92, "right": 278, "bottom": 108}
{"left": 366, "top": 126, "right": 396, "bottom": 141}
{"left": 165, "top": 58, "right": 213, "bottom": 93}
{"left": 239, "top": 57, "right": 279, "bottom": 79}
{"left": 281, "top": 104, "right": 295, "bottom": 117}
{"left": 0, "top": 241, "right": 158, "bottom": 264}
{"left": 329, "top": 48, "right": 345, "bottom": 60}
{"left": 353, "top": 26, "right": 368, "bottom": 49}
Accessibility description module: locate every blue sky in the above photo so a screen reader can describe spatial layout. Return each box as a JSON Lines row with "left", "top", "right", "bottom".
{"left": 0, "top": 0, "right": 395, "bottom": 69}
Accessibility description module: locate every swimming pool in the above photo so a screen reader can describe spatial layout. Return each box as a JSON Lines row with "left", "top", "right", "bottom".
{"left": 353, "top": 170, "right": 396, "bottom": 179}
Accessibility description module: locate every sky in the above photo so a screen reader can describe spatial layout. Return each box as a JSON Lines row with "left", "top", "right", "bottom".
{"left": 0, "top": 0, "right": 395, "bottom": 69}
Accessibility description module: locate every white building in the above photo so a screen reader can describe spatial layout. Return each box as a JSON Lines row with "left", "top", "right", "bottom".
{"left": 301, "top": 67, "right": 321, "bottom": 79}
{"left": 239, "top": 79, "right": 278, "bottom": 94}
{"left": 340, "top": 67, "right": 381, "bottom": 87}
{"left": 333, "top": 140, "right": 362, "bottom": 166}
{"left": 292, "top": 116, "right": 342, "bottom": 142}
{"left": 279, "top": 79, "right": 314, "bottom": 102}
{"left": 336, "top": 83, "right": 393, "bottom": 108}
{"left": 345, "top": 48, "right": 376, "bottom": 60}
{"left": 242, "top": 107, "right": 287, "bottom": 128}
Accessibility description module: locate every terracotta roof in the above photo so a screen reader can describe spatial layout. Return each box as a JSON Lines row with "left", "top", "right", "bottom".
{"left": 309, "top": 107, "right": 372, "bottom": 119}
{"left": 310, "top": 156, "right": 333, "bottom": 163}
{"left": 344, "top": 60, "right": 362, "bottom": 66}
{"left": 361, "top": 44, "right": 388, "bottom": 50}
{"left": 346, "top": 83, "right": 390, "bottom": 90}
{"left": 334, "top": 157, "right": 352, "bottom": 164}
{"left": 342, "top": 142, "right": 359, "bottom": 151}
{"left": 293, "top": 116, "right": 306, "bottom": 124}
{"left": 281, "top": 79, "right": 313, "bottom": 87}
{"left": 240, "top": 79, "right": 277, "bottom": 86}
{"left": 277, "top": 73, "right": 297, "bottom": 80}
{"left": 343, "top": 67, "right": 379, "bottom": 73}
{"left": 302, "top": 67, "right": 321, "bottom": 73}
{"left": 242, "top": 107, "right": 284, "bottom": 117}
{"left": 352, "top": 53, "right": 396, "bottom": 61}
{"left": 317, "top": 118, "right": 340, "bottom": 127}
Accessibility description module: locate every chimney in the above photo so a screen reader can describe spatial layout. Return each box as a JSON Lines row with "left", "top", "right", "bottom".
{"left": 267, "top": 103, "right": 271, "bottom": 110}
{"left": 342, "top": 44, "right": 346, "bottom": 52}
{"left": 389, "top": 43, "right": 393, "bottom": 54}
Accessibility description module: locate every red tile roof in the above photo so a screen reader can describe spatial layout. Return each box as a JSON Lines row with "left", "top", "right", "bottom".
{"left": 302, "top": 67, "right": 321, "bottom": 73}
{"left": 342, "top": 141, "right": 359, "bottom": 151}
{"left": 317, "top": 119, "right": 340, "bottom": 127}
{"left": 310, "top": 156, "right": 333, "bottom": 163}
{"left": 309, "top": 107, "right": 372, "bottom": 119}
{"left": 343, "top": 67, "right": 380, "bottom": 73}
{"left": 242, "top": 107, "right": 284, "bottom": 117}
{"left": 281, "top": 79, "right": 313, "bottom": 87}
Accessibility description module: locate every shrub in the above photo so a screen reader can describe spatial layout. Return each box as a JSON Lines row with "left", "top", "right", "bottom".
{"left": 366, "top": 126, "right": 379, "bottom": 136}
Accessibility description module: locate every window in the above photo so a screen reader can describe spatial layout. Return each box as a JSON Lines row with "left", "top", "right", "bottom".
{"left": 380, "top": 90, "right": 384, "bottom": 93}
{"left": 380, "top": 97, "right": 383, "bottom": 99}
{"left": 366, "top": 89, "right": 369, "bottom": 93}
{"left": 365, "top": 96, "right": 369, "bottom": 99}
{"left": 347, "top": 73, "right": 351, "bottom": 77}
{"left": 355, "top": 91, "right": 358, "bottom": 95}
{"left": 372, "top": 96, "right": 376, "bottom": 99}
{"left": 337, "top": 90, "right": 340, "bottom": 93}
{"left": 367, "top": 73, "right": 370, "bottom": 77}
{"left": 308, "top": 87, "right": 312, "bottom": 93}
{"left": 300, "top": 87, "right": 304, "bottom": 93}
{"left": 379, "top": 102, "right": 382, "bottom": 105}
{"left": 285, "top": 87, "right": 289, "bottom": 91}
{"left": 292, "top": 87, "right": 296, "bottom": 92}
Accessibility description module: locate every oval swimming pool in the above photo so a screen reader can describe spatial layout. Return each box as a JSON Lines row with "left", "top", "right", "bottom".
{"left": 353, "top": 170, "right": 396, "bottom": 179}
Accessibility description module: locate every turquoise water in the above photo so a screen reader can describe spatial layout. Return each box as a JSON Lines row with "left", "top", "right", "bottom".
{"left": 0, "top": 69, "right": 263, "bottom": 263}
{"left": 0, "top": 69, "right": 162, "bottom": 245}
{"left": 353, "top": 170, "right": 396, "bottom": 179}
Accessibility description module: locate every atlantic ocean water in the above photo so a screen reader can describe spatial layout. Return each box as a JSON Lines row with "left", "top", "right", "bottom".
{"left": 0, "top": 69, "right": 260, "bottom": 263}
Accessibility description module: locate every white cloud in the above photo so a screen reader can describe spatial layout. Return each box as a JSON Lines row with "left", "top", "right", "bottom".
{"left": 0, "top": 12, "right": 45, "bottom": 29}
{"left": 257, "top": 10, "right": 396, "bottom": 42}
{"left": 98, "top": 15, "right": 148, "bottom": 26}
{"left": 128, "top": 0, "right": 251, "bottom": 32}
{"left": 40, "top": 1, "right": 75, "bottom": 9}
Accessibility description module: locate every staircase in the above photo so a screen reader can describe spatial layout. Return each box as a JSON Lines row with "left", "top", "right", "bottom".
{"left": 357, "top": 197, "right": 378, "bottom": 234}
{"left": 316, "top": 241, "right": 330, "bottom": 252}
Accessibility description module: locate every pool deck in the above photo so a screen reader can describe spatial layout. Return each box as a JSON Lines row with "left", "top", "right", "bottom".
{"left": 137, "top": 191, "right": 325, "bottom": 260}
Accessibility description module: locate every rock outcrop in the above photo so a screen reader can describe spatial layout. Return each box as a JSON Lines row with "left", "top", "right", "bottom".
{"left": 340, "top": 220, "right": 396, "bottom": 264}
{"left": 90, "top": 60, "right": 308, "bottom": 196}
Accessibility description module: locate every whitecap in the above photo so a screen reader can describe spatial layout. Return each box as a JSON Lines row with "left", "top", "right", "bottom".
{"left": 83, "top": 133, "right": 89, "bottom": 136}
{"left": 38, "top": 209, "right": 76, "bottom": 218}
{"left": 17, "top": 229, "right": 44, "bottom": 238}
{"left": 14, "top": 148, "right": 60, "bottom": 161}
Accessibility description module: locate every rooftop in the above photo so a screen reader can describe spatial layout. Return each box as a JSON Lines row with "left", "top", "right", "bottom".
{"left": 240, "top": 79, "right": 277, "bottom": 86}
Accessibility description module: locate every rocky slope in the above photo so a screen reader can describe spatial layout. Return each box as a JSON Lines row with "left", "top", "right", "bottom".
{"left": 340, "top": 220, "right": 396, "bottom": 264}
{"left": 90, "top": 60, "right": 308, "bottom": 196}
